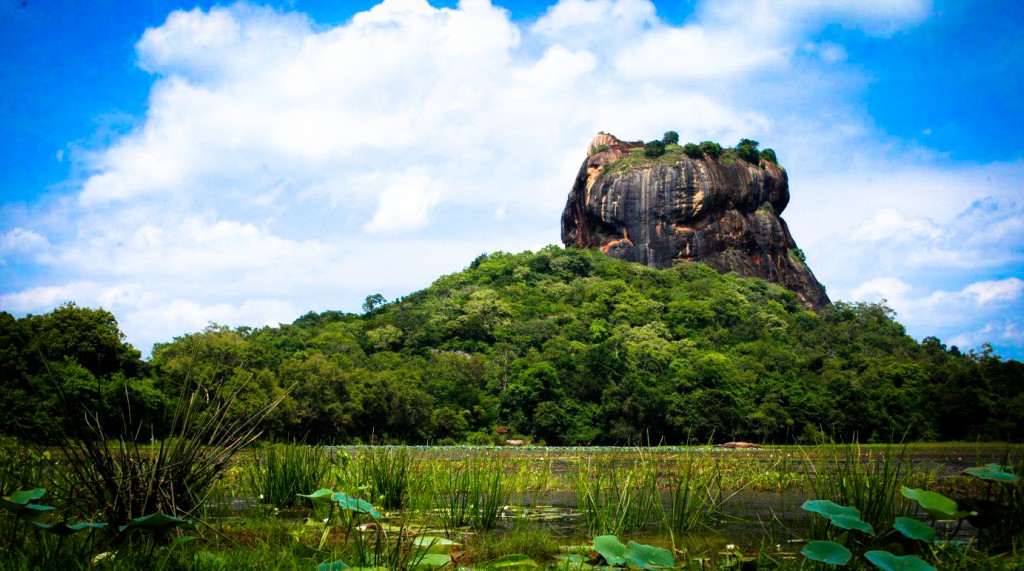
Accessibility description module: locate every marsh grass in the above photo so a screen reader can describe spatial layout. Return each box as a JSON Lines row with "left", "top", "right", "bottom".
{"left": 571, "top": 451, "right": 662, "bottom": 536}
{"left": 802, "top": 440, "right": 912, "bottom": 553}
{"left": 247, "top": 442, "right": 331, "bottom": 509}
{"left": 359, "top": 446, "right": 418, "bottom": 510}
{"left": 664, "top": 450, "right": 728, "bottom": 534}
{"left": 49, "top": 369, "right": 285, "bottom": 540}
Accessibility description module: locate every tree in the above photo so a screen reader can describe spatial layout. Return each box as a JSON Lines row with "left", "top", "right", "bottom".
{"left": 697, "top": 140, "right": 722, "bottom": 158}
{"left": 760, "top": 148, "right": 778, "bottom": 164}
{"left": 362, "top": 293, "right": 387, "bottom": 314}
{"left": 736, "top": 138, "right": 760, "bottom": 164}
{"left": 644, "top": 139, "right": 666, "bottom": 157}
{"left": 682, "top": 142, "right": 701, "bottom": 158}
{"left": 662, "top": 131, "right": 679, "bottom": 145}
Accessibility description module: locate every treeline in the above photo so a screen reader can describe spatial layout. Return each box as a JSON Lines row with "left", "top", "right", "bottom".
{"left": 2, "top": 247, "right": 1022, "bottom": 445}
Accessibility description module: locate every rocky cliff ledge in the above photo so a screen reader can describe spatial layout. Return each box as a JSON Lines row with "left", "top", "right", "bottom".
{"left": 561, "top": 133, "right": 830, "bottom": 308}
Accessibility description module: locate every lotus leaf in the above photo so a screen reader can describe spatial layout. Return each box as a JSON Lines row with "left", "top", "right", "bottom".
{"left": 593, "top": 535, "right": 627, "bottom": 566}
{"left": 412, "top": 553, "right": 452, "bottom": 570}
{"left": 900, "top": 487, "right": 974, "bottom": 520}
{"left": 118, "top": 512, "right": 194, "bottom": 535}
{"left": 5, "top": 488, "right": 46, "bottom": 505}
{"left": 802, "top": 500, "right": 861, "bottom": 520}
{"left": 892, "top": 517, "right": 935, "bottom": 543}
{"left": 484, "top": 554, "right": 540, "bottom": 570}
{"left": 830, "top": 514, "right": 875, "bottom": 535}
{"left": 801, "top": 541, "right": 851, "bottom": 566}
{"left": 34, "top": 521, "right": 106, "bottom": 537}
{"left": 864, "top": 550, "right": 935, "bottom": 571}
{"left": 413, "top": 536, "right": 459, "bottom": 554}
{"left": 624, "top": 541, "right": 674, "bottom": 570}
{"left": 802, "top": 500, "right": 873, "bottom": 535}
{"left": 331, "top": 492, "right": 380, "bottom": 518}
{"left": 964, "top": 464, "right": 1019, "bottom": 483}
{"left": 557, "top": 553, "right": 593, "bottom": 570}
{"left": 317, "top": 561, "right": 351, "bottom": 571}
{"left": 299, "top": 489, "right": 337, "bottom": 503}
{"left": 14, "top": 503, "right": 54, "bottom": 523}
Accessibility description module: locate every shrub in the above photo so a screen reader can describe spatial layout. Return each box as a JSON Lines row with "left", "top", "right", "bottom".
{"left": 682, "top": 143, "right": 702, "bottom": 158}
{"left": 736, "top": 138, "right": 760, "bottom": 164}
{"left": 760, "top": 148, "right": 778, "bottom": 164}
{"left": 662, "top": 131, "right": 679, "bottom": 145}
{"left": 697, "top": 141, "right": 722, "bottom": 158}
{"left": 643, "top": 140, "right": 665, "bottom": 158}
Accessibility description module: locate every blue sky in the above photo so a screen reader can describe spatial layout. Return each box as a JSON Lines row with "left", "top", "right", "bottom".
{"left": 1, "top": 0, "right": 1022, "bottom": 359}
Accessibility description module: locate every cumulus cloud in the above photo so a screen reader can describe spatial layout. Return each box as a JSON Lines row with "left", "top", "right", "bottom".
{"left": 3, "top": 0, "right": 1021, "bottom": 359}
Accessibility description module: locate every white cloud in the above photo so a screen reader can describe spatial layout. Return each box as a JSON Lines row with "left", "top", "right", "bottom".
{"left": 3, "top": 0, "right": 1021, "bottom": 360}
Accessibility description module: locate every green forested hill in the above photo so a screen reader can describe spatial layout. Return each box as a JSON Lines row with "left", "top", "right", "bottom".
{"left": 2, "top": 246, "right": 1022, "bottom": 444}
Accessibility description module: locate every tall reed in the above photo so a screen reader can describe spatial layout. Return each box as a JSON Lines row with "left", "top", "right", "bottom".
{"left": 248, "top": 442, "right": 331, "bottom": 508}
{"left": 359, "top": 446, "right": 418, "bottom": 510}
{"left": 51, "top": 370, "right": 284, "bottom": 533}
{"left": 571, "top": 450, "right": 662, "bottom": 536}
{"left": 803, "top": 440, "right": 911, "bottom": 539}
{"left": 663, "top": 449, "right": 725, "bottom": 533}
{"left": 434, "top": 454, "right": 513, "bottom": 533}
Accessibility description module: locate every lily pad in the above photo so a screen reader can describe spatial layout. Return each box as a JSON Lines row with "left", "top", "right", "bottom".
{"left": 118, "top": 512, "right": 194, "bottom": 535}
{"left": 331, "top": 492, "right": 380, "bottom": 518}
{"left": 802, "top": 500, "right": 873, "bottom": 535}
{"left": 4, "top": 488, "right": 46, "bottom": 505}
{"left": 318, "top": 560, "right": 351, "bottom": 571}
{"left": 299, "top": 489, "right": 337, "bottom": 503}
{"left": 801, "top": 541, "right": 851, "bottom": 566}
{"left": 13, "top": 503, "right": 55, "bottom": 523}
{"left": 900, "top": 487, "right": 974, "bottom": 520}
{"left": 892, "top": 517, "right": 935, "bottom": 543}
{"left": 964, "top": 465, "right": 1020, "bottom": 483}
{"left": 413, "top": 536, "right": 460, "bottom": 554}
{"left": 864, "top": 550, "right": 935, "bottom": 571}
{"left": 484, "top": 554, "right": 539, "bottom": 570}
{"left": 34, "top": 521, "right": 106, "bottom": 537}
{"left": 624, "top": 541, "right": 674, "bottom": 570}
{"left": 802, "top": 500, "right": 861, "bottom": 520}
{"left": 830, "top": 514, "right": 875, "bottom": 536}
{"left": 592, "top": 535, "right": 626, "bottom": 566}
{"left": 412, "top": 553, "right": 451, "bottom": 570}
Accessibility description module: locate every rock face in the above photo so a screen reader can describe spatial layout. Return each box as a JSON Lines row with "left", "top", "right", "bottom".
{"left": 561, "top": 133, "right": 830, "bottom": 308}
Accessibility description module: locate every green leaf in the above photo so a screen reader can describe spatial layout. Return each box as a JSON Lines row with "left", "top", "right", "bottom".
{"left": 801, "top": 541, "right": 851, "bottom": 566}
{"left": 623, "top": 541, "right": 674, "bottom": 570}
{"left": 413, "top": 536, "right": 460, "bottom": 554}
{"left": 802, "top": 500, "right": 861, "bottom": 520}
{"left": 118, "top": 512, "right": 194, "bottom": 535}
{"left": 892, "top": 517, "right": 935, "bottom": 543}
{"left": 802, "top": 500, "right": 873, "bottom": 535}
{"left": 964, "top": 465, "right": 1020, "bottom": 483}
{"left": 900, "top": 487, "right": 974, "bottom": 520}
{"left": 16, "top": 503, "right": 54, "bottom": 523}
{"left": 864, "top": 551, "right": 935, "bottom": 571}
{"left": 592, "top": 535, "right": 627, "bottom": 566}
{"left": 7, "top": 488, "right": 46, "bottom": 505}
{"left": 33, "top": 521, "right": 106, "bottom": 536}
{"left": 830, "top": 514, "right": 875, "bottom": 536}
{"left": 1, "top": 489, "right": 49, "bottom": 514}
{"left": 412, "top": 553, "right": 452, "bottom": 570}
{"left": 484, "top": 554, "right": 539, "bottom": 570}
{"left": 331, "top": 492, "right": 380, "bottom": 518}
{"left": 318, "top": 560, "right": 351, "bottom": 571}
{"left": 298, "top": 489, "right": 337, "bottom": 503}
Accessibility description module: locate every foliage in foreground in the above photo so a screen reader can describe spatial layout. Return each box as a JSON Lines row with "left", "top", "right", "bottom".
{"left": 1, "top": 247, "right": 1023, "bottom": 445}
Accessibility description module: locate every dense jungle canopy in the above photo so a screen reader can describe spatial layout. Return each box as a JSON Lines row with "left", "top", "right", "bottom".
{"left": 2, "top": 247, "right": 1022, "bottom": 445}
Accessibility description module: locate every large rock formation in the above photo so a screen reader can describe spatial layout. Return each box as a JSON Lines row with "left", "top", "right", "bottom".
{"left": 561, "top": 133, "right": 830, "bottom": 308}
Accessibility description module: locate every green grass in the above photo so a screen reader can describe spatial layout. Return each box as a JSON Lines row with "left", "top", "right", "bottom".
{"left": 246, "top": 442, "right": 332, "bottom": 509}
{"left": 1, "top": 442, "right": 1021, "bottom": 570}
